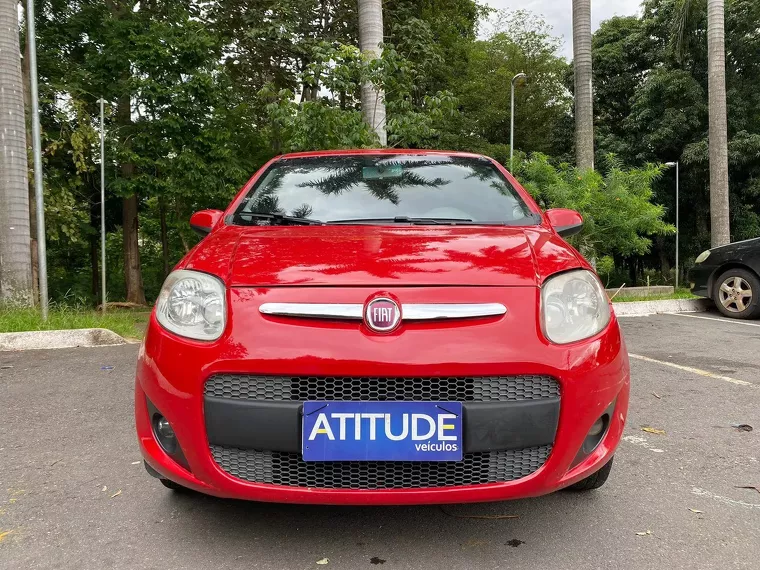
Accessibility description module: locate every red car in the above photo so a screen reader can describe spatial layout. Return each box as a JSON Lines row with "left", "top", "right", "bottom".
{"left": 135, "top": 149, "right": 629, "bottom": 505}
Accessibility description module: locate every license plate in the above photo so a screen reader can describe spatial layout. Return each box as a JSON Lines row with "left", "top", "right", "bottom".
{"left": 302, "top": 401, "right": 463, "bottom": 462}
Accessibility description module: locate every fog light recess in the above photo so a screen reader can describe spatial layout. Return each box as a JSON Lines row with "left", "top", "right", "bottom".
{"left": 588, "top": 417, "right": 605, "bottom": 437}
{"left": 153, "top": 414, "right": 178, "bottom": 454}
{"left": 580, "top": 413, "right": 609, "bottom": 456}
{"left": 570, "top": 403, "right": 615, "bottom": 468}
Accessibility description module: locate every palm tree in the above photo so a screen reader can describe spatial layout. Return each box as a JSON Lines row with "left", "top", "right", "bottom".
{"left": 673, "top": 0, "right": 731, "bottom": 247}
{"left": 706, "top": 0, "right": 731, "bottom": 246}
{"left": 572, "top": 0, "right": 594, "bottom": 170}
{"left": 0, "top": 0, "right": 33, "bottom": 304}
{"left": 357, "top": 0, "right": 386, "bottom": 146}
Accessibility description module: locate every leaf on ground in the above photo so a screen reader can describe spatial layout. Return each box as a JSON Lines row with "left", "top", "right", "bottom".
{"left": 0, "top": 530, "right": 12, "bottom": 542}
{"left": 688, "top": 508, "right": 703, "bottom": 513}
{"left": 731, "top": 424, "right": 753, "bottom": 432}
{"left": 110, "top": 490, "right": 122, "bottom": 498}
{"left": 641, "top": 427, "right": 666, "bottom": 435}
{"left": 316, "top": 558, "right": 329, "bottom": 565}
{"left": 635, "top": 530, "right": 652, "bottom": 536}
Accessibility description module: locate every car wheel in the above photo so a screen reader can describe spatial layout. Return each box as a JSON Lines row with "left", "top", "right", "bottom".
{"left": 565, "top": 457, "right": 614, "bottom": 491}
{"left": 714, "top": 269, "right": 760, "bottom": 319}
{"left": 160, "top": 478, "right": 187, "bottom": 492}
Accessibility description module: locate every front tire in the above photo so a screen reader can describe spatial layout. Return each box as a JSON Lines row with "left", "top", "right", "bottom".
{"left": 566, "top": 457, "right": 614, "bottom": 491}
{"left": 714, "top": 268, "right": 760, "bottom": 319}
{"left": 160, "top": 478, "right": 187, "bottom": 492}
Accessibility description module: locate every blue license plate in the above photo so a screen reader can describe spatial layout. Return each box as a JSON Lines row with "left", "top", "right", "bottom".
{"left": 302, "top": 401, "right": 463, "bottom": 462}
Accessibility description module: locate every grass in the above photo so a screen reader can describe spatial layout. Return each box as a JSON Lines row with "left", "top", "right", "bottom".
{"left": 610, "top": 289, "right": 699, "bottom": 303}
{"left": 0, "top": 304, "right": 151, "bottom": 340}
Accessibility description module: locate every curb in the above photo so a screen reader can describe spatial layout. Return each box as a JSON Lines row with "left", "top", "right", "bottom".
{"left": 612, "top": 298, "right": 712, "bottom": 317}
{"left": 0, "top": 328, "right": 127, "bottom": 352}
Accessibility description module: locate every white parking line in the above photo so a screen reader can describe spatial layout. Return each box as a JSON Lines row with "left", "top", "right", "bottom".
{"left": 628, "top": 353, "right": 755, "bottom": 387}
{"left": 668, "top": 313, "right": 760, "bottom": 328}
{"left": 622, "top": 435, "right": 665, "bottom": 453}
{"left": 692, "top": 487, "right": 760, "bottom": 510}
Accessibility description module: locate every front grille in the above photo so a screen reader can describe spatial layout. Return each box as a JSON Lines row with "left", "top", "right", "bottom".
{"left": 210, "top": 445, "right": 552, "bottom": 489}
{"left": 204, "top": 374, "right": 559, "bottom": 402}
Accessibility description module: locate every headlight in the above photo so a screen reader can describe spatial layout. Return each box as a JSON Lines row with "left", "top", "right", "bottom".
{"left": 541, "top": 269, "right": 611, "bottom": 344}
{"left": 156, "top": 270, "right": 226, "bottom": 340}
{"left": 695, "top": 250, "right": 711, "bottom": 264}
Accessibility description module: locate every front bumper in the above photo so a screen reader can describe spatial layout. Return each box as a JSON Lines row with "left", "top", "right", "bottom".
{"left": 689, "top": 263, "right": 716, "bottom": 298}
{"left": 135, "top": 286, "right": 630, "bottom": 505}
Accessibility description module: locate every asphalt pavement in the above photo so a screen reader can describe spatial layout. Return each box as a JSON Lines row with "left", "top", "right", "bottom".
{"left": 1, "top": 311, "right": 758, "bottom": 570}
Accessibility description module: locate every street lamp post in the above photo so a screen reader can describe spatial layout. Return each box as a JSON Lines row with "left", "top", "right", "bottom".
{"left": 666, "top": 161, "right": 680, "bottom": 289}
{"left": 27, "top": 0, "right": 49, "bottom": 320}
{"left": 98, "top": 99, "right": 107, "bottom": 313}
{"left": 510, "top": 73, "right": 527, "bottom": 172}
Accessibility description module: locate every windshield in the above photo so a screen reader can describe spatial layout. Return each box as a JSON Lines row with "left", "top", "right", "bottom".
{"left": 232, "top": 154, "right": 537, "bottom": 226}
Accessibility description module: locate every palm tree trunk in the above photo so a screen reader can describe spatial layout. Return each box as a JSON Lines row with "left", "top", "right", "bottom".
{"left": 357, "top": 0, "right": 387, "bottom": 146}
{"left": 572, "top": 0, "right": 594, "bottom": 170}
{"left": 0, "top": 0, "right": 33, "bottom": 304}
{"left": 707, "top": 0, "right": 731, "bottom": 246}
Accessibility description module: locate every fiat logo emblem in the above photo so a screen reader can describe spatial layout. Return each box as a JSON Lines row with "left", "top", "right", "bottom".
{"left": 365, "top": 297, "right": 401, "bottom": 333}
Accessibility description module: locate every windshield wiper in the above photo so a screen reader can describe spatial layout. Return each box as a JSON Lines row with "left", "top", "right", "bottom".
{"left": 327, "top": 216, "right": 474, "bottom": 226}
{"left": 233, "top": 212, "right": 324, "bottom": 226}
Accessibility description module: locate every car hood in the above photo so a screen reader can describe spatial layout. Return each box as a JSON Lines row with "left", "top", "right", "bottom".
{"left": 184, "top": 225, "right": 585, "bottom": 287}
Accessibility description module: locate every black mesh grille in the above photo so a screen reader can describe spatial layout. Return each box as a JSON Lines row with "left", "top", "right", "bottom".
{"left": 210, "top": 445, "right": 551, "bottom": 489}
{"left": 204, "top": 375, "right": 559, "bottom": 402}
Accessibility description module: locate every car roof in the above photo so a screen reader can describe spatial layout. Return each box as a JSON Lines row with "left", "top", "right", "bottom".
{"left": 274, "top": 149, "right": 489, "bottom": 160}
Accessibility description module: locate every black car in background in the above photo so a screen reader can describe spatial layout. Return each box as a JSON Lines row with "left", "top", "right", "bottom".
{"left": 690, "top": 237, "right": 760, "bottom": 319}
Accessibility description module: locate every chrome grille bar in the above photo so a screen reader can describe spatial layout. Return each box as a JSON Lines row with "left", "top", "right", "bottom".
{"left": 259, "top": 303, "right": 506, "bottom": 321}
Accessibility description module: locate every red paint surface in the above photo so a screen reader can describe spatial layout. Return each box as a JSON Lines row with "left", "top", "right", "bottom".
{"left": 136, "top": 149, "right": 629, "bottom": 504}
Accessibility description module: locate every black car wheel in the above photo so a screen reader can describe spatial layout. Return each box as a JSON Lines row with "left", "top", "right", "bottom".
{"left": 714, "top": 268, "right": 760, "bottom": 319}
{"left": 160, "top": 478, "right": 187, "bottom": 492}
{"left": 565, "top": 457, "right": 614, "bottom": 491}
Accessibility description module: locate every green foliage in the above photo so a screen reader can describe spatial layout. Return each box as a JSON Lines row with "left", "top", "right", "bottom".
{"left": 594, "top": 0, "right": 760, "bottom": 269}
{"left": 518, "top": 154, "right": 675, "bottom": 259}
{"left": 453, "top": 10, "right": 571, "bottom": 155}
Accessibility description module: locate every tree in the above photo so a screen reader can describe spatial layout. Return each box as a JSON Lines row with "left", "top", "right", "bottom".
{"left": 590, "top": 0, "right": 760, "bottom": 277}
{"left": 358, "top": 0, "right": 387, "bottom": 145}
{"left": 454, "top": 11, "right": 571, "bottom": 156}
{"left": 518, "top": 154, "right": 675, "bottom": 262}
{"left": 572, "top": 0, "right": 594, "bottom": 170}
{"left": 593, "top": 16, "right": 657, "bottom": 158}
{"left": 706, "top": 0, "right": 730, "bottom": 246}
{"left": 0, "top": 0, "right": 33, "bottom": 304}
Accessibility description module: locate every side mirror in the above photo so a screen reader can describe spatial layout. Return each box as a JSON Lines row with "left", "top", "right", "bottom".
{"left": 190, "top": 209, "right": 224, "bottom": 236}
{"left": 546, "top": 208, "right": 583, "bottom": 238}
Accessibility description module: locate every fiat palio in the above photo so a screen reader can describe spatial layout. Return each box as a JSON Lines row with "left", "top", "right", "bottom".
{"left": 135, "top": 149, "right": 629, "bottom": 504}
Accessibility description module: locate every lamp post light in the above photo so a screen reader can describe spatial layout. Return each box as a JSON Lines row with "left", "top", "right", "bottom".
{"left": 510, "top": 73, "right": 527, "bottom": 172}
{"left": 666, "top": 161, "right": 680, "bottom": 289}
